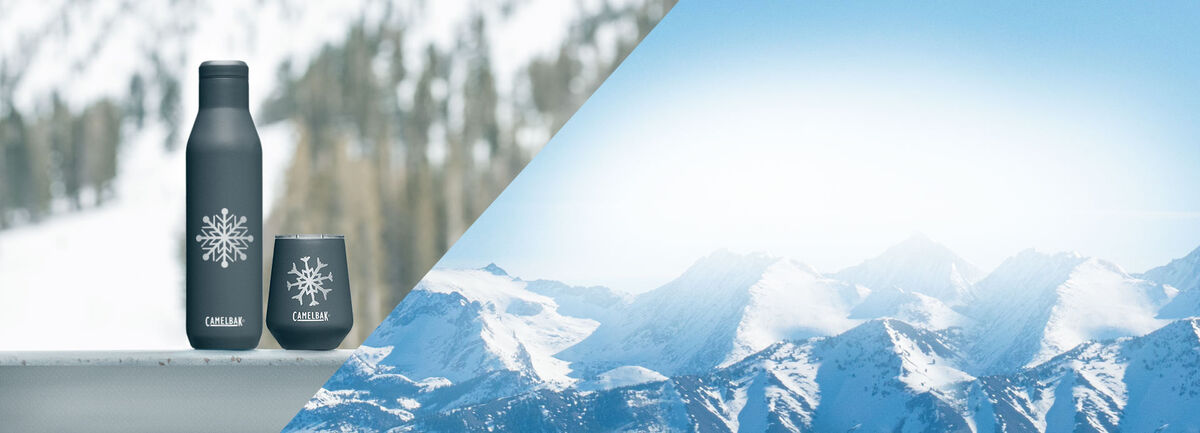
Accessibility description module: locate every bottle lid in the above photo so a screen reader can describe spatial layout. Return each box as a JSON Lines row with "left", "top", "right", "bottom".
{"left": 199, "top": 60, "right": 248, "bottom": 79}
{"left": 275, "top": 234, "right": 345, "bottom": 239}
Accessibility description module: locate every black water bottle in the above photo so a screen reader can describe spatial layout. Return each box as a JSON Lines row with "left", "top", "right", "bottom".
{"left": 186, "top": 60, "right": 263, "bottom": 349}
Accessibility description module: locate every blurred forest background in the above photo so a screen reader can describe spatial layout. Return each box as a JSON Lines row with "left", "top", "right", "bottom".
{"left": 0, "top": 0, "right": 675, "bottom": 349}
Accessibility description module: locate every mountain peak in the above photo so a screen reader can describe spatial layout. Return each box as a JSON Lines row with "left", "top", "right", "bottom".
{"left": 692, "top": 248, "right": 777, "bottom": 268}
{"left": 834, "top": 234, "right": 982, "bottom": 303}
{"left": 481, "top": 263, "right": 509, "bottom": 276}
{"left": 985, "top": 249, "right": 1091, "bottom": 281}
{"left": 1012, "top": 248, "right": 1086, "bottom": 263}
{"left": 671, "top": 249, "right": 782, "bottom": 287}
{"left": 967, "top": 248, "right": 1172, "bottom": 373}
{"left": 1142, "top": 317, "right": 1200, "bottom": 346}
{"left": 899, "top": 231, "right": 936, "bottom": 246}
{"left": 818, "top": 318, "right": 968, "bottom": 384}
{"left": 1140, "top": 244, "right": 1200, "bottom": 293}
{"left": 839, "top": 317, "right": 917, "bottom": 340}
{"left": 561, "top": 250, "right": 860, "bottom": 376}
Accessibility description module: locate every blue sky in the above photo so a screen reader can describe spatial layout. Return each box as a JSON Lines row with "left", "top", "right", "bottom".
{"left": 439, "top": 1, "right": 1200, "bottom": 293}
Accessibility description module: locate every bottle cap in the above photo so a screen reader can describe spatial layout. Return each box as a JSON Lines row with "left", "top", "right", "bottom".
{"left": 199, "top": 60, "right": 248, "bottom": 79}
{"left": 275, "top": 234, "right": 345, "bottom": 239}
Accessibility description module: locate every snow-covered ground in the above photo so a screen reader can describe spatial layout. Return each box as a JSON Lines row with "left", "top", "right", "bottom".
{"left": 0, "top": 113, "right": 300, "bottom": 349}
{"left": 0, "top": 124, "right": 187, "bottom": 349}
{"left": 0, "top": 0, "right": 612, "bottom": 350}
{"left": 578, "top": 365, "right": 668, "bottom": 391}
{"left": 0, "top": 0, "right": 356, "bottom": 349}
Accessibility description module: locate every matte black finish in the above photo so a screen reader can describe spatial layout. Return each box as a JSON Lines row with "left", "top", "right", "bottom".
{"left": 186, "top": 60, "right": 263, "bottom": 350}
{"left": 266, "top": 236, "right": 353, "bottom": 350}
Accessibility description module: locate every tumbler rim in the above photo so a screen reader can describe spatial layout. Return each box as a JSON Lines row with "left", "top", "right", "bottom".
{"left": 274, "top": 234, "right": 344, "bottom": 239}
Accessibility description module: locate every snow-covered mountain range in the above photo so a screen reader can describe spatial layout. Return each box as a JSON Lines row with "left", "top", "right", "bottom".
{"left": 967, "top": 250, "right": 1175, "bottom": 374}
{"left": 559, "top": 250, "right": 865, "bottom": 377}
{"left": 834, "top": 233, "right": 984, "bottom": 305}
{"left": 288, "top": 235, "right": 1200, "bottom": 432}
{"left": 1142, "top": 246, "right": 1200, "bottom": 320}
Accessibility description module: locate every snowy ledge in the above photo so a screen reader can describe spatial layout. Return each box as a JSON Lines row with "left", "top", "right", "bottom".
{"left": 0, "top": 349, "right": 351, "bottom": 367}
{"left": 0, "top": 350, "right": 352, "bottom": 433}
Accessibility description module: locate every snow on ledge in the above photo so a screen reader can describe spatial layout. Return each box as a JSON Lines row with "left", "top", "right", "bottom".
{"left": 0, "top": 349, "right": 353, "bottom": 367}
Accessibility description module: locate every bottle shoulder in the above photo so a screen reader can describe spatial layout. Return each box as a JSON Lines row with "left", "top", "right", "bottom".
{"left": 186, "top": 108, "right": 262, "bottom": 152}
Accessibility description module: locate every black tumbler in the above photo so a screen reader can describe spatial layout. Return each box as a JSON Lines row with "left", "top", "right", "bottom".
{"left": 186, "top": 60, "right": 263, "bottom": 349}
{"left": 266, "top": 235, "right": 353, "bottom": 350}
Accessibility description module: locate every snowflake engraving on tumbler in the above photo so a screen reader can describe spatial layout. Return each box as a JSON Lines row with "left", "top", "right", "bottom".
{"left": 288, "top": 256, "right": 335, "bottom": 306}
{"left": 195, "top": 207, "right": 255, "bottom": 268}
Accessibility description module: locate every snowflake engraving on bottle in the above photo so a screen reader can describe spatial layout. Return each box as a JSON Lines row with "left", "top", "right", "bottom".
{"left": 288, "top": 256, "right": 335, "bottom": 306}
{"left": 195, "top": 207, "right": 255, "bottom": 268}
